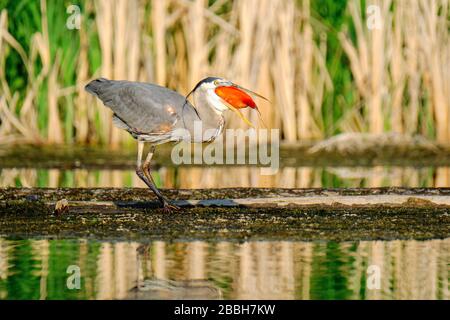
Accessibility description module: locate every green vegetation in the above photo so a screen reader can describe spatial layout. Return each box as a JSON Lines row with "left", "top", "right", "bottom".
{"left": 0, "top": 0, "right": 449, "bottom": 146}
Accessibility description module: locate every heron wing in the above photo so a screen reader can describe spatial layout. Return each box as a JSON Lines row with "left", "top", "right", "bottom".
{"left": 86, "top": 79, "right": 186, "bottom": 134}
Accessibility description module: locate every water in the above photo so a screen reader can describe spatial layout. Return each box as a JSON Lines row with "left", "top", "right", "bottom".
{"left": 0, "top": 166, "right": 447, "bottom": 189}
{"left": 0, "top": 238, "right": 448, "bottom": 300}
{"left": 1, "top": 147, "right": 449, "bottom": 300}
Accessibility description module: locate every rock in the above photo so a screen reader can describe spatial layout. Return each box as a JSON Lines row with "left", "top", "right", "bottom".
{"left": 54, "top": 199, "right": 69, "bottom": 215}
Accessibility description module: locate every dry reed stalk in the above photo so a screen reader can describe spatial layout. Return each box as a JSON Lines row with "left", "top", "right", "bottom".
{"left": 126, "top": 1, "right": 140, "bottom": 81}
{"left": 19, "top": 31, "right": 52, "bottom": 142}
{"left": 233, "top": 0, "right": 256, "bottom": 84}
{"left": 169, "top": 30, "right": 189, "bottom": 91}
{"left": 271, "top": 0, "right": 297, "bottom": 141}
{"left": 46, "top": 54, "right": 63, "bottom": 143}
{"left": 368, "top": 0, "right": 388, "bottom": 134}
{"left": 0, "top": 96, "right": 33, "bottom": 141}
{"left": 242, "top": 0, "right": 275, "bottom": 129}
{"left": 152, "top": 0, "right": 167, "bottom": 86}
{"left": 113, "top": 0, "right": 127, "bottom": 81}
{"left": 94, "top": 0, "right": 114, "bottom": 145}
{"left": 0, "top": 10, "right": 42, "bottom": 143}
{"left": 93, "top": 0, "right": 143, "bottom": 147}
{"left": 109, "top": 0, "right": 128, "bottom": 147}
{"left": 297, "top": 0, "right": 316, "bottom": 139}
{"left": 184, "top": 0, "right": 208, "bottom": 89}
{"left": 76, "top": 4, "right": 97, "bottom": 144}
{"left": 339, "top": 0, "right": 390, "bottom": 134}
{"left": 339, "top": 0, "right": 449, "bottom": 141}
{"left": 37, "top": 0, "right": 63, "bottom": 143}
{"left": 390, "top": 2, "right": 405, "bottom": 133}
{"left": 74, "top": 14, "right": 90, "bottom": 144}
{"left": 419, "top": 0, "right": 449, "bottom": 143}
{"left": 403, "top": 2, "right": 421, "bottom": 134}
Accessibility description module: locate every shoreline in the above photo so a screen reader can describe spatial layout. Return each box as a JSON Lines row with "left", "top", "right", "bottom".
{"left": 1, "top": 187, "right": 449, "bottom": 242}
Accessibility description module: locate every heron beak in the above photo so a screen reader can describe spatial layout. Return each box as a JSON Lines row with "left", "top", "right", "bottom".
{"left": 233, "top": 84, "right": 269, "bottom": 103}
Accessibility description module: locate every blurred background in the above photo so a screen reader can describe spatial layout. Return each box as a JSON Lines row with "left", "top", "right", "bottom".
{"left": 0, "top": 0, "right": 449, "bottom": 147}
{"left": 0, "top": 0, "right": 449, "bottom": 189}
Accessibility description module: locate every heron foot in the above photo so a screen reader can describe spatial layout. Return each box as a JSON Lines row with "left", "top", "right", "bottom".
{"left": 161, "top": 201, "right": 181, "bottom": 213}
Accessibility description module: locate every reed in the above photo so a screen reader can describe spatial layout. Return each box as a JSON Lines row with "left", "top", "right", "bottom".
{"left": 0, "top": 0, "right": 448, "bottom": 146}
{"left": 339, "top": 0, "right": 450, "bottom": 141}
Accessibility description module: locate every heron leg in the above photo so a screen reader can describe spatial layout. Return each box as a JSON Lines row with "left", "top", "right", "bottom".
{"left": 142, "top": 145, "right": 167, "bottom": 203}
{"left": 135, "top": 142, "right": 178, "bottom": 210}
{"left": 135, "top": 142, "right": 165, "bottom": 206}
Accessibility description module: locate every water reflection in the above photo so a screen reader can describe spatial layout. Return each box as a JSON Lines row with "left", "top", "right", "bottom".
{"left": 0, "top": 238, "right": 448, "bottom": 300}
{"left": 0, "top": 166, "right": 447, "bottom": 188}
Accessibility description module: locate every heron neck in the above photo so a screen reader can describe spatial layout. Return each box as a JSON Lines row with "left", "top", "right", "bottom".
{"left": 190, "top": 92, "right": 225, "bottom": 141}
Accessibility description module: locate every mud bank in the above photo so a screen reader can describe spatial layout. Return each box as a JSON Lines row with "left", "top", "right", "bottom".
{"left": 0, "top": 187, "right": 449, "bottom": 242}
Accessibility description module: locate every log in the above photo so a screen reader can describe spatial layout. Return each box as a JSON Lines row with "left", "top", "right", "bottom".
{"left": 19, "top": 194, "right": 450, "bottom": 209}
{"left": 0, "top": 187, "right": 449, "bottom": 242}
{"left": 2, "top": 186, "right": 450, "bottom": 203}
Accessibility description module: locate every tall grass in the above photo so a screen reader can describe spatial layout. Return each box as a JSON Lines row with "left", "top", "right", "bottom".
{"left": 339, "top": 0, "right": 450, "bottom": 142}
{"left": 0, "top": 0, "right": 449, "bottom": 146}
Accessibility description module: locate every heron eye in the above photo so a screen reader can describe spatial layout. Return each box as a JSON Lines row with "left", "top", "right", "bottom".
{"left": 214, "top": 80, "right": 219, "bottom": 86}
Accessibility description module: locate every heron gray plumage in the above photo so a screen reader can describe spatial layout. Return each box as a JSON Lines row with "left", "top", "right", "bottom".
{"left": 85, "top": 77, "right": 263, "bottom": 211}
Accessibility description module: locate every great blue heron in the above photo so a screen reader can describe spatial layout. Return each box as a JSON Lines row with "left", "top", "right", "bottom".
{"left": 85, "top": 77, "right": 266, "bottom": 211}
